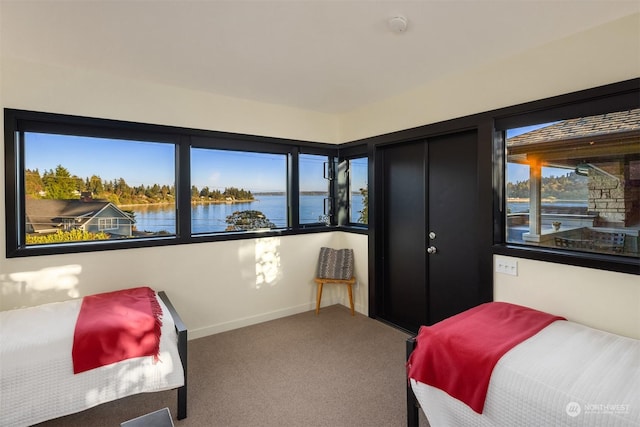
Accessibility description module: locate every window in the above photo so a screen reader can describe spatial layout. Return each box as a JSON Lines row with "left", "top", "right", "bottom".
{"left": 503, "top": 108, "right": 640, "bottom": 259}
{"left": 98, "top": 218, "right": 117, "bottom": 231}
{"left": 21, "top": 132, "right": 175, "bottom": 246}
{"left": 299, "top": 153, "right": 332, "bottom": 225}
{"left": 5, "top": 109, "right": 343, "bottom": 257}
{"left": 348, "top": 157, "right": 368, "bottom": 225}
{"left": 190, "top": 148, "right": 287, "bottom": 233}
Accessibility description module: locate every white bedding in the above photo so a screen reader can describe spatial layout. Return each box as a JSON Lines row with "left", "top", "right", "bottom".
{"left": 411, "top": 320, "right": 640, "bottom": 427}
{"left": 0, "top": 294, "right": 185, "bottom": 427}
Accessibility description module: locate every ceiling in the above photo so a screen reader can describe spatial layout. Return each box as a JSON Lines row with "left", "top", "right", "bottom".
{"left": 1, "top": 1, "right": 639, "bottom": 114}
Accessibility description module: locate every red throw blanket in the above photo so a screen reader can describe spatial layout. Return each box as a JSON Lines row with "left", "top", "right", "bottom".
{"left": 72, "top": 287, "right": 162, "bottom": 374}
{"left": 406, "top": 302, "right": 564, "bottom": 413}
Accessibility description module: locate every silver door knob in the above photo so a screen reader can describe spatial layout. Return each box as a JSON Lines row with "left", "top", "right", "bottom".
{"left": 427, "top": 246, "right": 437, "bottom": 254}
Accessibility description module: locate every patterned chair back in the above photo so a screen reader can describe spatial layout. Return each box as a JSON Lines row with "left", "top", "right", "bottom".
{"left": 316, "top": 247, "right": 354, "bottom": 280}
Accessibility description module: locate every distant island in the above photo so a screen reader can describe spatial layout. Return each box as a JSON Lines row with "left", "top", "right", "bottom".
{"left": 25, "top": 164, "right": 351, "bottom": 208}
{"left": 26, "top": 164, "right": 255, "bottom": 206}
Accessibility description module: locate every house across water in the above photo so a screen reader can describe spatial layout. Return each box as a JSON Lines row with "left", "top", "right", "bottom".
{"left": 25, "top": 195, "right": 135, "bottom": 238}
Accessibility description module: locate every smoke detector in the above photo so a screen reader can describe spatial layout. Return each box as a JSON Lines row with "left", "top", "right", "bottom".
{"left": 388, "top": 16, "right": 408, "bottom": 33}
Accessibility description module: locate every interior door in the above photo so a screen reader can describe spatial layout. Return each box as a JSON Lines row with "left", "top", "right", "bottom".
{"left": 376, "top": 130, "right": 480, "bottom": 332}
{"left": 379, "top": 141, "right": 428, "bottom": 331}
{"left": 426, "top": 130, "right": 480, "bottom": 325}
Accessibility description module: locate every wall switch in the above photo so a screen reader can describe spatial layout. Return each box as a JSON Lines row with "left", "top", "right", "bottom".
{"left": 495, "top": 257, "right": 518, "bottom": 276}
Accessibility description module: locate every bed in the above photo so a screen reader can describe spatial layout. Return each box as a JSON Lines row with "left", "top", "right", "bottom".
{"left": 406, "top": 302, "right": 640, "bottom": 427}
{"left": 0, "top": 288, "right": 187, "bottom": 427}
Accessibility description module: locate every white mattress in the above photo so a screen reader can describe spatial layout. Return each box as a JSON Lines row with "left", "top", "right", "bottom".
{"left": 411, "top": 320, "right": 640, "bottom": 427}
{"left": 0, "top": 294, "right": 185, "bottom": 427}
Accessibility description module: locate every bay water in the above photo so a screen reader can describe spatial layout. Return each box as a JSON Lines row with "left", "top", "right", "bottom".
{"left": 132, "top": 194, "right": 365, "bottom": 234}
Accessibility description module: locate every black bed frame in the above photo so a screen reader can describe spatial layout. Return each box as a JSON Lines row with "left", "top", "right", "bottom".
{"left": 157, "top": 291, "right": 188, "bottom": 420}
{"left": 406, "top": 336, "right": 420, "bottom": 427}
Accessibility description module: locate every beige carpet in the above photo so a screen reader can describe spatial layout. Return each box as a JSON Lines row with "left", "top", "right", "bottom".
{"left": 36, "top": 304, "right": 429, "bottom": 427}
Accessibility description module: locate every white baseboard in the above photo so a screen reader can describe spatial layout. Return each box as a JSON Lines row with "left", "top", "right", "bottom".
{"left": 189, "top": 302, "right": 315, "bottom": 339}
{"left": 188, "top": 298, "right": 363, "bottom": 340}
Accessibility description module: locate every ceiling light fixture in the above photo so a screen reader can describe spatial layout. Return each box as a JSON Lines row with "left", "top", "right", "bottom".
{"left": 388, "top": 16, "right": 408, "bottom": 33}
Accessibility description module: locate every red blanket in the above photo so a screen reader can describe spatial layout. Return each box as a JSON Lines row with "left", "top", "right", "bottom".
{"left": 406, "top": 302, "right": 564, "bottom": 413}
{"left": 72, "top": 287, "right": 162, "bottom": 374}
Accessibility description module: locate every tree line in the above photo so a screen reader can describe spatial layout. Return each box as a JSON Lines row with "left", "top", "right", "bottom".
{"left": 25, "top": 165, "right": 253, "bottom": 205}
{"left": 507, "top": 171, "right": 588, "bottom": 200}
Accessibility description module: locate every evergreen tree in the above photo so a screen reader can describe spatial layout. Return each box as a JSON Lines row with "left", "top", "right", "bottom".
{"left": 42, "top": 165, "right": 78, "bottom": 199}
{"left": 507, "top": 171, "right": 588, "bottom": 200}
{"left": 358, "top": 187, "right": 368, "bottom": 224}
{"left": 25, "top": 168, "right": 44, "bottom": 197}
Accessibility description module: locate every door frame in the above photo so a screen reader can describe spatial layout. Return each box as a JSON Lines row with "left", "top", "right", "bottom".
{"left": 368, "top": 120, "right": 494, "bottom": 327}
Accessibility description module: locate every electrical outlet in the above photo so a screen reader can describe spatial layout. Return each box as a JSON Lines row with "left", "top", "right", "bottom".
{"left": 495, "top": 257, "right": 518, "bottom": 276}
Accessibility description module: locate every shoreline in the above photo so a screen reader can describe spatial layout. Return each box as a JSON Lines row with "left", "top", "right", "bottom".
{"left": 119, "top": 199, "right": 255, "bottom": 207}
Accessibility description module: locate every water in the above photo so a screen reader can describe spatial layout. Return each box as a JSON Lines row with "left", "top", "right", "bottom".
{"left": 132, "top": 194, "right": 364, "bottom": 234}
{"left": 508, "top": 201, "right": 587, "bottom": 213}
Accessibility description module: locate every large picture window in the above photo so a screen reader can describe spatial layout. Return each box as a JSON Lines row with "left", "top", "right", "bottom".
{"left": 190, "top": 148, "right": 287, "bottom": 233}
{"left": 4, "top": 109, "right": 341, "bottom": 257}
{"left": 504, "top": 108, "right": 640, "bottom": 259}
{"left": 22, "top": 132, "right": 176, "bottom": 245}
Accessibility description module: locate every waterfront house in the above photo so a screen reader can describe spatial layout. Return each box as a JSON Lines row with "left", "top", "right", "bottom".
{"left": 25, "top": 198, "right": 134, "bottom": 237}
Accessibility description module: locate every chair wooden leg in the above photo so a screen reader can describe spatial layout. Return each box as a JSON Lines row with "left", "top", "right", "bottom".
{"left": 347, "top": 283, "right": 354, "bottom": 316}
{"left": 315, "top": 282, "right": 323, "bottom": 315}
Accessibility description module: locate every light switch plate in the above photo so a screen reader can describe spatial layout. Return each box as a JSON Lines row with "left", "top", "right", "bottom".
{"left": 495, "top": 257, "right": 518, "bottom": 276}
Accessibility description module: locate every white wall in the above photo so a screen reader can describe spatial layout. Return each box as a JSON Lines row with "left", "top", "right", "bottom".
{"left": 0, "top": 231, "right": 370, "bottom": 339}
{"left": 1, "top": 58, "right": 340, "bottom": 144}
{"left": 1, "top": 12, "right": 638, "bottom": 339}
{"left": 494, "top": 257, "right": 639, "bottom": 339}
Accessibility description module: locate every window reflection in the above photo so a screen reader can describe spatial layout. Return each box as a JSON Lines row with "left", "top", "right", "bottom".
{"left": 505, "top": 109, "right": 640, "bottom": 258}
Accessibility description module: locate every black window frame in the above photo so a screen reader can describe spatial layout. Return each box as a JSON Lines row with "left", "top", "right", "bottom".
{"left": 296, "top": 148, "right": 337, "bottom": 229}
{"left": 4, "top": 109, "right": 339, "bottom": 258}
{"left": 189, "top": 136, "right": 293, "bottom": 234}
{"left": 491, "top": 78, "right": 640, "bottom": 275}
{"left": 6, "top": 79, "right": 638, "bottom": 278}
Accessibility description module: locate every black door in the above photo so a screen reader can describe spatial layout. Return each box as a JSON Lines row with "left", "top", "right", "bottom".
{"left": 379, "top": 141, "right": 428, "bottom": 331}
{"left": 376, "top": 130, "right": 480, "bottom": 332}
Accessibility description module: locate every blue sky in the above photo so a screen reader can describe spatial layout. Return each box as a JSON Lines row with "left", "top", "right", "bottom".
{"left": 26, "top": 126, "right": 564, "bottom": 192}
{"left": 191, "top": 148, "right": 288, "bottom": 192}
{"left": 25, "top": 133, "right": 175, "bottom": 187}
{"left": 24, "top": 133, "right": 354, "bottom": 193}
{"left": 506, "top": 122, "right": 569, "bottom": 183}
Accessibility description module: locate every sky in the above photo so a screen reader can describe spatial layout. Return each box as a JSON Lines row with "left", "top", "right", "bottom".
{"left": 505, "top": 122, "right": 569, "bottom": 183}
{"left": 25, "top": 133, "right": 175, "bottom": 188}
{"left": 24, "top": 133, "right": 367, "bottom": 193}
{"left": 30, "top": 129, "right": 561, "bottom": 191}
{"left": 191, "top": 148, "right": 288, "bottom": 192}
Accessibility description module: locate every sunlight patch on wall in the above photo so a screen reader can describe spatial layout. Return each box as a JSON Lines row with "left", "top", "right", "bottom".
{"left": 0, "top": 264, "right": 82, "bottom": 308}
{"left": 255, "top": 237, "right": 281, "bottom": 289}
